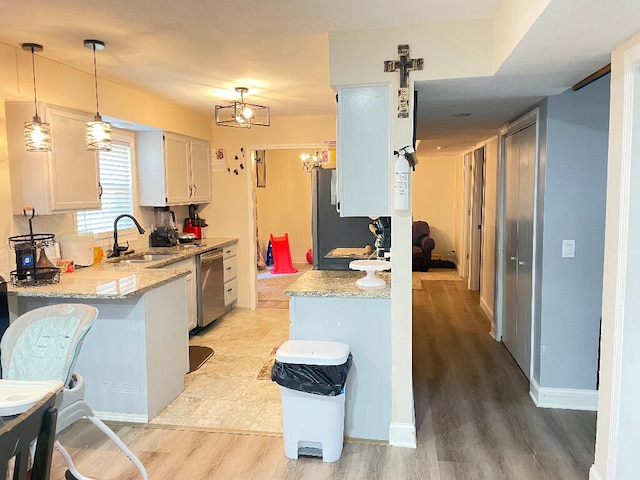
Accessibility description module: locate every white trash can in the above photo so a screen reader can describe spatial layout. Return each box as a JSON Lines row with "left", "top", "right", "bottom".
{"left": 273, "top": 340, "right": 351, "bottom": 463}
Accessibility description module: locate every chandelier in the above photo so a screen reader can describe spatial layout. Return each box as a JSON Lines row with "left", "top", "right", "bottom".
{"left": 215, "top": 87, "right": 270, "bottom": 128}
{"left": 301, "top": 151, "right": 322, "bottom": 173}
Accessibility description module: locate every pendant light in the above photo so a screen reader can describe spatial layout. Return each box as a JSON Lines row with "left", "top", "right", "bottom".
{"left": 215, "top": 87, "right": 270, "bottom": 128}
{"left": 84, "top": 39, "right": 111, "bottom": 151}
{"left": 22, "top": 43, "right": 51, "bottom": 152}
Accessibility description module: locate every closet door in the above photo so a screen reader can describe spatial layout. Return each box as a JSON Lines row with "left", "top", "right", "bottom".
{"left": 502, "top": 122, "right": 536, "bottom": 378}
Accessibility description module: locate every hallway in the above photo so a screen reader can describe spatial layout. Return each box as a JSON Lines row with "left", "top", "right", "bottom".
{"left": 49, "top": 273, "right": 596, "bottom": 479}
{"left": 413, "top": 275, "right": 596, "bottom": 479}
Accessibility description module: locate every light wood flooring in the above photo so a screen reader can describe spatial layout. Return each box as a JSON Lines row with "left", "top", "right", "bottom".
{"left": 49, "top": 272, "right": 596, "bottom": 479}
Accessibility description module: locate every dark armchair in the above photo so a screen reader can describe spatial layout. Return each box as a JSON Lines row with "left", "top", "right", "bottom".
{"left": 412, "top": 221, "right": 436, "bottom": 271}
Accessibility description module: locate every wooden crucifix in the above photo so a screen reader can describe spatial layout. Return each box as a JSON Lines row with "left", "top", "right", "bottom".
{"left": 384, "top": 44, "right": 423, "bottom": 118}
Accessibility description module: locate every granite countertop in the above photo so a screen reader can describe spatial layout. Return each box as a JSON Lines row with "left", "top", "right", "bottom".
{"left": 285, "top": 270, "right": 391, "bottom": 299}
{"left": 7, "top": 237, "right": 237, "bottom": 299}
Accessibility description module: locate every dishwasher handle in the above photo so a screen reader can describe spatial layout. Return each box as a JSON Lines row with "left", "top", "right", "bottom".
{"left": 200, "top": 249, "right": 223, "bottom": 266}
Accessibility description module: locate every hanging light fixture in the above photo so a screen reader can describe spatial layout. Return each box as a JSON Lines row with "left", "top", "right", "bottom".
{"left": 84, "top": 39, "right": 111, "bottom": 151}
{"left": 301, "top": 151, "right": 322, "bottom": 173}
{"left": 215, "top": 87, "right": 270, "bottom": 128}
{"left": 22, "top": 43, "right": 51, "bottom": 152}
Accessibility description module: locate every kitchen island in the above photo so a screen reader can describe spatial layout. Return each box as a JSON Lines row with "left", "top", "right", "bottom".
{"left": 285, "top": 269, "right": 391, "bottom": 441}
{"left": 6, "top": 237, "right": 237, "bottom": 423}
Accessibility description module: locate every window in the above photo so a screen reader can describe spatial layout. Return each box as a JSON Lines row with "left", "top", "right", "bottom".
{"left": 77, "top": 136, "right": 135, "bottom": 235}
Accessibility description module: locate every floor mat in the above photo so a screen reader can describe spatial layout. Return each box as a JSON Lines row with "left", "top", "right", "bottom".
{"left": 188, "top": 345, "right": 214, "bottom": 373}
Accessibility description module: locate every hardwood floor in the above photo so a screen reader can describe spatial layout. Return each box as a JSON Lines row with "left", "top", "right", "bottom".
{"left": 49, "top": 274, "right": 596, "bottom": 479}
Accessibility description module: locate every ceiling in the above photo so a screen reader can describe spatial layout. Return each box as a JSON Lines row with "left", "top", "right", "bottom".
{"left": 0, "top": 0, "right": 639, "bottom": 157}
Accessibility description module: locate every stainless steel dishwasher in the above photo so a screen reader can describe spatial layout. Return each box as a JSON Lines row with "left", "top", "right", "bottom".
{"left": 197, "top": 249, "right": 225, "bottom": 328}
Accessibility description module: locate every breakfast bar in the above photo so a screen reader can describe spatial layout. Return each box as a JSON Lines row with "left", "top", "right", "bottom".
{"left": 285, "top": 269, "right": 391, "bottom": 441}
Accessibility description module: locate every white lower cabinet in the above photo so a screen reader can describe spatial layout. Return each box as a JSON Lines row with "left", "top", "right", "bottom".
{"left": 222, "top": 241, "right": 238, "bottom": 310}
{"left": 161, "top": 257, "right": 197, "bottom": 332}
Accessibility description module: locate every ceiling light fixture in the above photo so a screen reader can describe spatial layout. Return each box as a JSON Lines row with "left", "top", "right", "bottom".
{"left": 84, "top": 39, "right": 111, "bottom": 151}
{"left": 215, "top": 87, "right": 270, "bottom": 128}
{"left": 22, "top": 43, "right": 51, "bottom": 152}
{"left": 301, "top": 151, "right": 322, "bottom": 173}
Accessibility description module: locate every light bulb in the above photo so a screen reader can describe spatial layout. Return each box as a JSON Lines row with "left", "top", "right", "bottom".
{"left": 242, "top": 105, "right": 253, "bottom": 119}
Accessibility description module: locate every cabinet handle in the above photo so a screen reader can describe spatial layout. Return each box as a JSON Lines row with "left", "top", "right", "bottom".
{"left": 227, "top": 288, "right": 233, "bottom": 293}
{"left": 188, "top": 185, "right": 193, "bottom": 197}
{"left": 192, "top": 184, "right": 197, "bottom": 195}
{"left": 226, "top": 267, "right": 231, "bottom": 271}
{"left": 98, "top": 182, "right": 103, "bottom": 199}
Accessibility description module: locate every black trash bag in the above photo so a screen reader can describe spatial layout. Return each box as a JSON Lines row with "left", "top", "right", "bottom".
{"left": 271, "top": 353, "right": 353, "bottom": 396}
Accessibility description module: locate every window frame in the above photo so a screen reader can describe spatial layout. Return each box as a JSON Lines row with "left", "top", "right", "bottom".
{"left": 76, "top": 128, "right": 140, "bottom": 241}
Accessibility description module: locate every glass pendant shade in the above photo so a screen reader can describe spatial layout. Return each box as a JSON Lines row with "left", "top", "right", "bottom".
{"left": 24, "top": 115, "right": 52, "bottom": 152}
{"left": 86, "top": 115, "right": 112, "bottom": 151}
{"left": 22, "top": 43, "right": 51, "bottom": 152}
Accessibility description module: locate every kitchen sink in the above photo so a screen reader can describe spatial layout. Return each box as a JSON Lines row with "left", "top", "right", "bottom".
{"left": 122, "top": 253, "right": 175, "bottom": 264}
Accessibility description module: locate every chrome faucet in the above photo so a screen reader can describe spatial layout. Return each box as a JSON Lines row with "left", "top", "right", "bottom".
{"left": 109, "top": 214, "right": 146, "bottom": 257}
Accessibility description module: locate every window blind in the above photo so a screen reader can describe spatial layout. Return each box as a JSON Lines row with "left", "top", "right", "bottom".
{"left": 77, "top": 140, "right": 135, "bottom": 235}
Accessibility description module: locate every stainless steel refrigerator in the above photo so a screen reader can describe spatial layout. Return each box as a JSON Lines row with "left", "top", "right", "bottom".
{"left": 311, "top": 168, "right": 377, "bottom": 270}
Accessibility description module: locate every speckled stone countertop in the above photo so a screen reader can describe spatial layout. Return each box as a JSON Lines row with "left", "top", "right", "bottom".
{"left": 7, "top": 237, "right": 237, "bottom": 299}
{"left": 285, "top": 270, "right": 391, "bottom": 299}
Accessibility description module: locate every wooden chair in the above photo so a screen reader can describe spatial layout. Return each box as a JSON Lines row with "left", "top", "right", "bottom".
{"left": 0, "top": 390, "right": 58, "bottom": 480}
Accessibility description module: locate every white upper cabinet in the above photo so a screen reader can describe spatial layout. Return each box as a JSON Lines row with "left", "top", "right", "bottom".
{"left": 337, "top": 84, "right": 391, "bottom": 217}
{"left": 137, "top": 130, "right": 211, "bottom": 206}
{"left": 6, "top": 102, "right": 101, "bottom": 214}
{"left": 189, "top": 138, "right": 212, "bottom": 203}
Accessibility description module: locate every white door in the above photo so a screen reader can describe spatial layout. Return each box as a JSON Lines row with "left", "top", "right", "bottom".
{"left": 502, "top": 122, "right": 536, "bottom": 378}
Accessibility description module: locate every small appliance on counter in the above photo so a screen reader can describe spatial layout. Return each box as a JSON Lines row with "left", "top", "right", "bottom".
{"left": 58, "top": 232, "right": 95, "bottom": 267}
{"left": 8, "top": 207, "right": 60, "bottom": 285}
{"left": 183, "top": 204, "right": 208, "bottom": 239}
{"left": 150, "top": 207, "right": 178, "bottom": 247}
{"left": 369, "top": 216, "right": 391, "bottom": 259}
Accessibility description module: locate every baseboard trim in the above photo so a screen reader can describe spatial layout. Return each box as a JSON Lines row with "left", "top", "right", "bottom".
{"left": 529, "top": 378, "right": 599, "bottom": 411}
{"left": 479, "top": 296, "right": 493, "bottom": 321}
{"left": 93, "top": 410, "right": 148, "bottom": 423}
{"left": 589, "top": 465, "right": 603, "bottom": 480}
{"left": 389, "top": 422, "right": 417, "bottom": 448}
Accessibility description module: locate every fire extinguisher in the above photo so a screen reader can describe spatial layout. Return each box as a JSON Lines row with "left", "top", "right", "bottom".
{"left": 394, "top": 145, "right": 418, "bottom": 211}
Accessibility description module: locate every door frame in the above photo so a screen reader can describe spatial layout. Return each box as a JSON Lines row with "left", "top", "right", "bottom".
{"left": 469, "top": 145, "right": 485, "bottom": 291}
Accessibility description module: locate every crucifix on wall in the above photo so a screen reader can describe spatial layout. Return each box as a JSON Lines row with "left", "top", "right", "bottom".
{"left": 384, "top": 44, "right": 423, "bottom": 118}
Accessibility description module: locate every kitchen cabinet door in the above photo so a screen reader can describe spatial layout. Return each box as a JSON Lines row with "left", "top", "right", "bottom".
{"left": 189, "top": 138, "right": 211, "bottom": 203}
{"left": 163, "top": 133, "right": 192, "bottom": 204}
{"left": 6, "top": 102, "right": 101, "bottom": 214}
{"left": 137, "top": 131, "right": 210, "bottom": 206}
{"left": 337, "top": 84, "right": 391, "bottom": 217}
{"left": 48, "top": 107, "right": 101, "bottom": 211}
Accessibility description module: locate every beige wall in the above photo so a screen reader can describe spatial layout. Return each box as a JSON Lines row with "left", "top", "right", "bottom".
{"left": 205, "top": 115, "right": 336, "bottom": 309}
{"left": 256, "top": 149, "right": 313, "bottom": 264}
{"left": 412, "top": 155, "right": 456, "bottom": 260}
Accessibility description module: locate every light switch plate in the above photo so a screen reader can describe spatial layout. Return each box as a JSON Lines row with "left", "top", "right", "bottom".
{"left": 562, "top": 240, "right": 575, "bottom": 258}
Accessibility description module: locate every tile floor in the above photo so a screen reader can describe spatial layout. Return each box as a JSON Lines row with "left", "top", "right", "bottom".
{"left": 150, "top": 303, "right": 291, "bottom": 434}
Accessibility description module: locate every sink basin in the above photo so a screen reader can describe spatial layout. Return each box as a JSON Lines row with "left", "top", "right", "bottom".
{"left": 122, "top": 254, "right": 175, "bottom": 264}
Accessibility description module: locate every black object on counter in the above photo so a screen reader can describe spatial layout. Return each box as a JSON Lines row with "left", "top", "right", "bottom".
{"left": 0, "top": 275, "right": 8, "bottom": 377}
{"left": 271, "top": 353, "right": 352, "bottom": 396}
